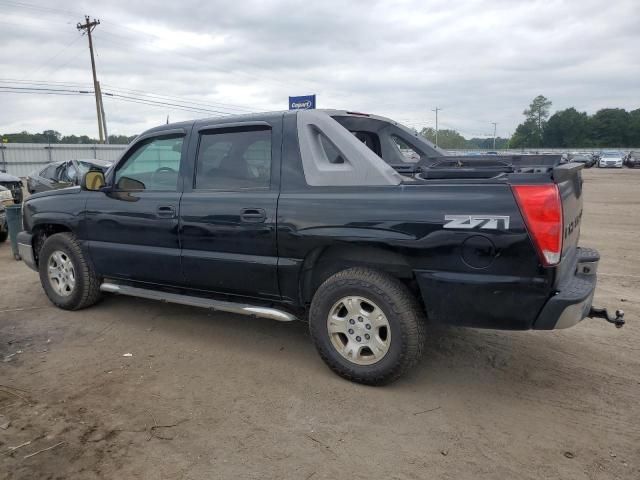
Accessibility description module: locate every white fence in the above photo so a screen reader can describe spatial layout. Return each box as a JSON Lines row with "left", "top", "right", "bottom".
{"left": 0, "top": 143, "right": 127, "bottom": 177}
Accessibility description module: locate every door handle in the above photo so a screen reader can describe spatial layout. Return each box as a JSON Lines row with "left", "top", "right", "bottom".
{"left": 240, "top": 208, "right": 266, "bottom": 223}
{"left": 157, "top": 205, "right": 176, "bottom": 218}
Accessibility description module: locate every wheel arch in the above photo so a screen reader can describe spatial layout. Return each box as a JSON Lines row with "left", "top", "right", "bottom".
{"left": 31, "top": 222, "right": 74, "bottom": 265}
{"left": 299, "top": 244, "right": 415, "bottom": 304}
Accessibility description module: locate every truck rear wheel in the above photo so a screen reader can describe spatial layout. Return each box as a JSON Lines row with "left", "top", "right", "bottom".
{"left": 38, "top": 232, "right": 102, "bottom": 310}
{"left": 309, "top": 268, "right": 425, "bottom": 385}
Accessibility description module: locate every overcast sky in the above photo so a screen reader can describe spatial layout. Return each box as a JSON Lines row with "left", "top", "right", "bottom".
{"left": 0, "top": 0, "right": 638, "bottom": 139}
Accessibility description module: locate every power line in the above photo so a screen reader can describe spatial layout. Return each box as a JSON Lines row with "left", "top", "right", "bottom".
{"left": 0, "top": 86, "right": 234, "bottom": 117}
{"left": 0, "top": 0, "right": 80, "bottom": 16}
{"left": 0, "top": 78, "right": 260, "bottom": 114}
{"left": 100, "top": 83, "right": 257, "bottom": 113}
{"left": 0, "top": 90, "right": 92, "bottom": 97}
{"left": 102, "top": 92, "right": 233, "bottom": 116}
{"left": 27, "top": 34, "right": 84, "bottom": 78}
{"left": 0, "top": 78, "right": 91, "bottom": 88}
{"left": 0, "top": 85, "right": 92, "bottom": 94}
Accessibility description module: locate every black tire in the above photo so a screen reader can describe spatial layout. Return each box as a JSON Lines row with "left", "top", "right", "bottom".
{"left": 309, "top": 268, "right": 426, "bottom": 385}
{"left": 0, "top": 228, "right": 7, "bottom": 243}
{"left": 38, "top": 232, "right": 102, "bottom": 310}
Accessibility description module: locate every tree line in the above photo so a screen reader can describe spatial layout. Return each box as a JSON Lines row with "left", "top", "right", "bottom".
{"left": 510, "top": 96, "right": 640, "bottom": 148}
{"left": 1, "top": 130, "right": 136, "bottom": 145}
{"left": 418, "top": 127, "right": 510, "bottom": 150}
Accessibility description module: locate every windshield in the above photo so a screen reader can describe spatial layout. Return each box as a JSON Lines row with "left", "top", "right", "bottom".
{"left": 602, "top": 152, "right": 621, "bottom": 158}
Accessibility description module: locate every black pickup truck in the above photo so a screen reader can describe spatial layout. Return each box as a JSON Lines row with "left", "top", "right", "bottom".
{"left": 17, "top": 110, "right": 624, "bottom": 384}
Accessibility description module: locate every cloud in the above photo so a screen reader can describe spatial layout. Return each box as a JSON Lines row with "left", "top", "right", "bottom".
{"left": 0, "top": 0, "right": 638, "bottom": 139}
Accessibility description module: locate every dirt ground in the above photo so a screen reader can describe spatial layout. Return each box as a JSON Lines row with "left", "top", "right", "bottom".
{"left": 1, "top": 168, "right": 639, "bottom": 480}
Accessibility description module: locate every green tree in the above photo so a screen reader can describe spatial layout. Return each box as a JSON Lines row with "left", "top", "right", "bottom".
{"left": 543, "top": 108, "right": 591, "bottom": 147}
{"left": 509, "top": 119, "right": 541, "bottom": 148}
{"left": 41, "top": 130, "right": 61, "bottom": 143}
{"left": 627, "top": 108, "right": 640, "bottom": 146}
{"left": 419, "top": 127, "right": 467, "bottom": 149}
{"left": 107, "top": 134, "right": 137, "bottom": 144}
{"left": 60, "top": 134, "right": 81, "bottom": 144}
{"left": 590, "top": 108, "right": 630, "bottom": 147}
{"left": 465, "top": 137, "right": 509, "bottom": 149}
{"left": 510, "top": 95, "right": 552, "bottom": 148}
{"left": 524, "top": 95, "right": 552, "bottom": 132}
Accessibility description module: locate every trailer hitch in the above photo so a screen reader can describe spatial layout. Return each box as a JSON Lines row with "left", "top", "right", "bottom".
{"left": 588, "top": 307, "right": 625, "bottom": 328}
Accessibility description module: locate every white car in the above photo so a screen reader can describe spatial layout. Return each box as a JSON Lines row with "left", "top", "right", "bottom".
{"left": 598, "top": 151, "right": 624, "bottom": 168}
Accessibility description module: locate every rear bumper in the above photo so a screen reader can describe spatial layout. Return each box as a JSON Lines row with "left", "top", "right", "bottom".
{"left": 533, "top": 247, "right": 599, "bottom": 330}
{"left": 414, "top": 247, "right": 603, "bottom": 330}
{"left": 17, "top": 231, "right": 37, "bottom": 271}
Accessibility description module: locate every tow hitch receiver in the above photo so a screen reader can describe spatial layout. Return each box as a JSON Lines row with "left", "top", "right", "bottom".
{"left": 588, "top": 307, "right": 625, "bottom": 328}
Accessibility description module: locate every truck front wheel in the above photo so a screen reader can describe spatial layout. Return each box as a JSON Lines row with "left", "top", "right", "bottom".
{"left": 38, "top": 232, "right": 102, "bottom": 310}
{"left": 309, "top": 268, "right": 426, "bottom": 385}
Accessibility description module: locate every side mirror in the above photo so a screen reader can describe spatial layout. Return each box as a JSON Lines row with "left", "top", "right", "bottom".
{"left": 81, "top": 170, "right": 106, "bottom": 191}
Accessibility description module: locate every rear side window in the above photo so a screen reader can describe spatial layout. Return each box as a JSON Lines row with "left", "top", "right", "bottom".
{"left": 351, "top": 131, "right": 381, "bottom": 156}
{"left": 391, "top": 136, "right": 422, "bottom": 163}
{"left": 195, "top": 127, "right": 271, "bottom": 190}
{"left": 319, "top": 135, "right": 345, "bottom": 164}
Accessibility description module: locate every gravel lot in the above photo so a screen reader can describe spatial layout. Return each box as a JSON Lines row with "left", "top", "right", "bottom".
{"left": 1, "top": 168, "right": 639, "bottom": 480}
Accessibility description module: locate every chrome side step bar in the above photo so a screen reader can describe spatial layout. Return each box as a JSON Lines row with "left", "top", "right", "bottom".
{"left": 99, "top": 282, "right": 298, "bottom": 322}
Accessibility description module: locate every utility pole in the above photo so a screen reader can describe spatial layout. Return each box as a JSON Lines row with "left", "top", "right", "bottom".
{"left": 96, "top": 81, "right": 109, "bottom": 143}
{"left": 491, "top": 122, "right": 497, "bottom": 150}
{"left": 432, "top": 107, "right": 441, "bottom": 147}
{"left": 77, "top": 15, "right": 106, "bottom": 143}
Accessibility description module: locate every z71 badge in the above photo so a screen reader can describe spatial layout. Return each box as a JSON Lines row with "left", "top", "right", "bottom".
{"left": 444, "top": 215, "right": 510, "bottom": 230}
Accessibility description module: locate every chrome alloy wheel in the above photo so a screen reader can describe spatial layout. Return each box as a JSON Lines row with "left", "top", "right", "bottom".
{"left": 327, "top": 296, "right": 391, "bottom": 365}
{"left": 47, "top": 250, "right": 76, "bottom": 297}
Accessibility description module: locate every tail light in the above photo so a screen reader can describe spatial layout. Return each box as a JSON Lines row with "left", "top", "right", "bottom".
{"left": 512, "top": 184, "right": 563, "bottom": 266}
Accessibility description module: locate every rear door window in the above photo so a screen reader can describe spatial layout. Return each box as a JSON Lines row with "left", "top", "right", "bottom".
{"left": 194, "top": 127, "right": 272, "bottom": 190}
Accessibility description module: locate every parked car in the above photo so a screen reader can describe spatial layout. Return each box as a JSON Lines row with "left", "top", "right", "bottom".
{"left": 568, "top": 153, "right": 595, "bottom": 168}
{"left": 0, "top": 185, "right": 14, "bottom": 242}
{"left": 0, "top": 170, "right": 23, "bottom": 204}
{"left": 26, "top": 159, "right": 113, "bottom": 194}
{"left": 16, "top": 110, "right": 624, "bottom": 385}
{"left": 598, "top": 151, "right": 624, "bottom": 168}
{"left": 625, "top": 151, "right": 640, "bottom": 168}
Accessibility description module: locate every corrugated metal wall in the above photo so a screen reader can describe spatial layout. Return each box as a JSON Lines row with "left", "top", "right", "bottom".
{"left": 0, "top": 143, "right": 635, "bottom": 178}
{"left": 0, "top": 144, "right": 127, "bottom": 177}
